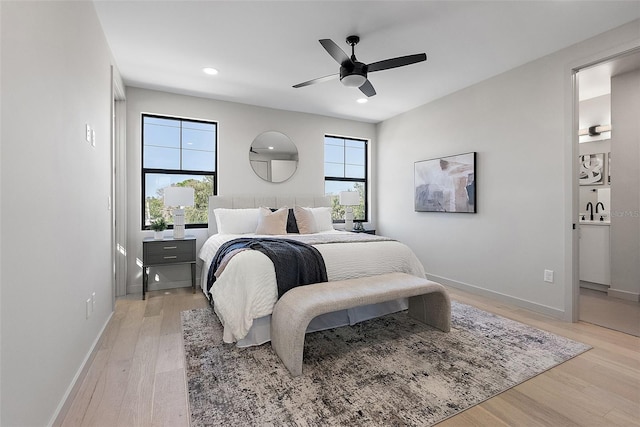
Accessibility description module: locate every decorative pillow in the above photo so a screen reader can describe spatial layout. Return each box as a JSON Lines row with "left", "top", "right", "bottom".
{"left": 270, "top": 208, "right": 299, "bottom": 233}
{"left": 255, "top": 207, "right": 288, "bottom": 235}
{"left": 293, "top": 206, "right": 318, "bottom": 234}
{"left": 214, "top": 208, "right": 260, "bottom": 234}
{"left": 309, "top": 206, "right": 334, "bottom": 232}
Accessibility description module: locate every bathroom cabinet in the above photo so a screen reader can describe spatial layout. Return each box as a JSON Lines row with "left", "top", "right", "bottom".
{"left": 579, "top": 223, "right": 611, "bottom": 285}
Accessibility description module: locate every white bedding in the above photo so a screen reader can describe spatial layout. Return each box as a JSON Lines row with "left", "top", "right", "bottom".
{"left": 199, "top": 230, "right": 426, "bottom": 343}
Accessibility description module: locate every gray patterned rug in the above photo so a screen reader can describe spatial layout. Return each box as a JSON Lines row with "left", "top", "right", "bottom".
{"left": 182, "top": 302, "right": 590, "bottom": 426}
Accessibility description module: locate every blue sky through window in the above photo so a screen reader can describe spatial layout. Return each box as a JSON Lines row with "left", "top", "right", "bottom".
{"left": 143, "top": 116, "right": 216, "bottom": 197}
{"left": 324, "top": 137, "right": 365, "bottom": 179}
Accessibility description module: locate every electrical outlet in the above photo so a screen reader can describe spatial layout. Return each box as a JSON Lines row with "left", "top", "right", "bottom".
{"left": 92, "top": 292, "right": 96, "bottom": 311}
{"left": 91, "top": 129, "right": 96, "bottom": 147}
{"left": 544, "top": 269, "right": 554, "bottom": 283}
{"left": 86, "top": 298, "right": 92, "bottom": 319}
{"left": 85, "top": 124, "right": 91, "bottom": 143}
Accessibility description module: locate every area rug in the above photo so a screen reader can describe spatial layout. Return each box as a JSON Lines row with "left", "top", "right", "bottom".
{"left": 181, "top": 302, "right": 590, "bottom": 426}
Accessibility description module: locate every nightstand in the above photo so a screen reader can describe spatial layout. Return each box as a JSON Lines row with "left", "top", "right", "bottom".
{"left": 352, "top": 229, "right": 376, "bottom": 235}
{"left": 142, "top": 235, "right": 196, "bottom": 300}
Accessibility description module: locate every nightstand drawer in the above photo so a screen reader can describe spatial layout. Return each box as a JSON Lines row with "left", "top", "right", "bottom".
{"left": 143, "top": 240, "right": 195, "bottom": 265}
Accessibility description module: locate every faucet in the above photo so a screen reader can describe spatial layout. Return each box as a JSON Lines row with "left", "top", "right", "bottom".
{"left": 596, "top": 202, "right": 605, "bottom": 221}
{"left": 586, "top": 202, "right": 594, "bottom": 221}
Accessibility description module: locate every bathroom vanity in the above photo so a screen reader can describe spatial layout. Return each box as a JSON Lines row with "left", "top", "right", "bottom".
{"left": 579, "top": 221, "right": 611, "bottom": 286}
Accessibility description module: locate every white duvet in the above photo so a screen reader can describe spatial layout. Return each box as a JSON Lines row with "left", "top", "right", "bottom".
{"left": 198, "top": 230, "right": 426, "bottom": 343}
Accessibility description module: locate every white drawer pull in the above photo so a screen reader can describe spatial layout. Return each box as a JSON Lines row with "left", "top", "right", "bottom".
{"left": 163, "top": 256, "right": 177, "bottom": 259}
{"left": 163, "top": 246, "right": 177, "bottom": 250}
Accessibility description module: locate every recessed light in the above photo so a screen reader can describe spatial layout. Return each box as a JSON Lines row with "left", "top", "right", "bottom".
{"left": 203, "top": 67, "right": 218, "bottom": 75}
{"left": 268, "top": 146, "right": 274, "bottom": 150}
{"left": 357, "top": 98, "right": 368, "bottom": 104}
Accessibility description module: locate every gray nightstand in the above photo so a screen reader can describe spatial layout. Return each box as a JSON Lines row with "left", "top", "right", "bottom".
{"left": 352, "top": 229, "right": 376, "bottom": 235}
{"left": 142, "top": 235, "right": 196, "bottom": 300}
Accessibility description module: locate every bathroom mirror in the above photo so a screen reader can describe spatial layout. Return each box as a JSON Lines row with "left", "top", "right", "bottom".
{"left": 249, "top": 131, "right": 298, "bottom": 183}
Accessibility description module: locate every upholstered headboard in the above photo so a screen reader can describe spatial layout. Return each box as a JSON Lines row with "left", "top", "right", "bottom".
{"left": 207, "top": 195, "right": 331, "bottom": 235}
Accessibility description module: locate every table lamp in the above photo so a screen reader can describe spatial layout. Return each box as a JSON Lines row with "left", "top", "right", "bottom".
{"left": 339, "top": 191, "right": 360, "bottom": 231}
{"left": 164, "top": 186, "right": 194, "bottom": 239}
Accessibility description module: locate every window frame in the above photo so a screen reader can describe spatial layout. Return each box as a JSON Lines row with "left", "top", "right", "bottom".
{"left": 141, "top": 113, "right": 218, "bottom": 230}
{"left": 324, "top": 134, "right": 369, "bottom": 223}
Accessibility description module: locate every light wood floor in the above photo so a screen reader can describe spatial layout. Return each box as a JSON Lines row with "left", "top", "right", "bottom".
{"left": 60, "top": 287, "right": 640, "bottom": 427}
{"left": 579, "top": 287, "right": 640, "bottom": 337}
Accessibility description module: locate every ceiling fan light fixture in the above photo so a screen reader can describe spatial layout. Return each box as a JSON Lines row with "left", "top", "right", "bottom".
{"left": 293, "top": 35, "right": 426, "bottom": 97}
{"left": 341, "top": 73, "right": 367, "bottom": 88}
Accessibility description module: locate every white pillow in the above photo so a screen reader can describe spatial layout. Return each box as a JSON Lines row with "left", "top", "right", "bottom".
{"left": 255, "top": 207, "right": 288, "bottom": 235}
{"left": 309, "top": 206, "right": 334, "bottom": 232}
{"left": 214, "top": 208, "right": 260, "bottom": 234}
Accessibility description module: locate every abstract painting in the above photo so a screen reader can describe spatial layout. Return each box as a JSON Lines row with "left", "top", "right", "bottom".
{"left": 415, "top": 152, "right": 476, "bottom": 213}
{"left": 578, "top": 153, "right": 604, "bottom": 185}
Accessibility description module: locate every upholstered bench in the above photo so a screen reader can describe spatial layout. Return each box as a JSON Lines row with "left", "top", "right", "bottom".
{"left": 270, "top": 272, "right": 451, "bottom": 376}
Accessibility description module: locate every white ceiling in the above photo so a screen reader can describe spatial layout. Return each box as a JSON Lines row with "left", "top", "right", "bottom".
{"left": 93, "top": 1, "right": 640, "bottom": 123}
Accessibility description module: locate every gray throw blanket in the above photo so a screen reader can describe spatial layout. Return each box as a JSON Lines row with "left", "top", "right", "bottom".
{"left": 208, "top": 237, "right": 328, "bottom": 298}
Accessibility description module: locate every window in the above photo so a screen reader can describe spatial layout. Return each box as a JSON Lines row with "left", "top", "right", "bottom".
{"left": 324, "top": 135, "right": 368, "bottom": 222}
{"left": 142, "top": 114, "right": 217, "bottom": 229}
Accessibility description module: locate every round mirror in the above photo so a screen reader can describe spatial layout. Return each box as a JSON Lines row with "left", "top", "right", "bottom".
{"left": 249, "top": 131, "right": 298, "bottom": 183}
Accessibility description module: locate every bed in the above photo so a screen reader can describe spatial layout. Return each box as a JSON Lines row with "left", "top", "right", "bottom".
{"left": 198, "top": 195, "right": 426, "bottom": 347}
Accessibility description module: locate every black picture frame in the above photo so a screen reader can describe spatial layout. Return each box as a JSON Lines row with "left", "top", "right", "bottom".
{"left": 414, "top": 152, "right": 476, "bottom": 213}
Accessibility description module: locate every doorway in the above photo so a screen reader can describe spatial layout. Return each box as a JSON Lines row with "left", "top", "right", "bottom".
{"left": 574, "top": 49, "right": 640, "bottom": 336}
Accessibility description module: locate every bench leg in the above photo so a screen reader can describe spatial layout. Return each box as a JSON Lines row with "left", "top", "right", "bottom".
{"left": 408, "top": 290, "right": 451, "bottom": 332}
{"left": 271, "top": 307, "right": 308, "bottom": 377}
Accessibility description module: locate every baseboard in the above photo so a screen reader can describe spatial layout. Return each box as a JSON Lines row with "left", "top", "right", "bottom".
{"left": 427, "top": 273, "right": 565, "bottom": 319}
{"left": 580, "top": 281, "right": 610, "bottom": 293}
{"left": 49, "top": 311, "right": 114, "bottom": 427}
{"left": 127, "top": 281, "right": 143, "bottom": 294}
{"left": 607, "top": 287, "right": 640, "bottom": 302}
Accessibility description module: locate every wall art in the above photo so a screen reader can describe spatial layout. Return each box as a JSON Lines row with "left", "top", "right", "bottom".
{"left": 578, "top": 153, "right": 604, "bottom": 185}
{"left": 414, "top": 152, "right": 476, "bottom": 213}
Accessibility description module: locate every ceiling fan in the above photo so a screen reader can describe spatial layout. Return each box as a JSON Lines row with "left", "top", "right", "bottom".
{"left": 293, "top": 35, "right": 427, "bottom": 97}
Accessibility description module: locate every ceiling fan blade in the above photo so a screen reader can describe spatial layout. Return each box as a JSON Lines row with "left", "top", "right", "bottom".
{"left": 292, "top": 73, "right": 339, "bottom": 88}
{"left": 367, "top": 53, "right": 427, "bottom": 73}
{"left": 359, "top": 79, "right": 376, "bottom": 97}
{"left": 319, "top": 39, "right": 353, "bottom": 67}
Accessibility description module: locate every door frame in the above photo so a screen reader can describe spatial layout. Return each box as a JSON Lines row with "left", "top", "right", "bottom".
{"left": 566, "top": 43, "right": 640, "bottom": 322}
{"left": 111, "top": 66, "right": 126, "bottom": 307}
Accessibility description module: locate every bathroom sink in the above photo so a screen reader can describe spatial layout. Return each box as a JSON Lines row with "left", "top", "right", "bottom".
{"left": 579, "top": 219, "right": 610, "bottom": 225}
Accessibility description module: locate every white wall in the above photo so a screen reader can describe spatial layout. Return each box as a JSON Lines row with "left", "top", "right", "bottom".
{"left": 578, "top": 94, "right": 611, "bottom": 144}
{"left": 610, "top": 69, "right": 640, "bottom": 301}
{"left": 377, "top": 20, "right": 640, "bottom": 318}
{"left": 125, "top": 87, "right": 376, "bottom": 294}
{"left": 1, "top": 2, "right": 116, "bottom": 425}
{"left": 0, "top": 3, "right": 3, "bottom": 422}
